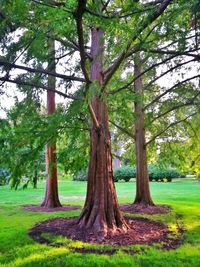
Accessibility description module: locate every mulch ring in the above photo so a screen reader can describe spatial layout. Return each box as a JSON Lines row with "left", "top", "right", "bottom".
{"left": 24, "top": 205, "right": 81, "bottom": 213}
{"left": 120, "top": 204, "right": 171, "bottom": 214}
{"left": 29, "top": 216, "right": 183, "bottom": 255}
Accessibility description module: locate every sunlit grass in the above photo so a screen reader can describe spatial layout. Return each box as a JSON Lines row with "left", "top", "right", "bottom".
{"left": 0, "top": 179, "right": 200, "bottom": 266}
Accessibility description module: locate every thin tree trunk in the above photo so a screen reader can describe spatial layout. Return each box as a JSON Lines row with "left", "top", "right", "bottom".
{"left": 33, "top": 169, "right": 38, "bottom": 189}
{"left": 78, "top": 27, "right": 128, "bottom": 235}
{"left": 41, "top": 39, "right": 62, "bottom": 208}
{"left": 133, "top": 53, "right": 154, "bottom": 206}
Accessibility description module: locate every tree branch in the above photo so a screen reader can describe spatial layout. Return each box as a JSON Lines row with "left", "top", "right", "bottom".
{"left": 157, "top": 32, "right": 200, "bottom": 51}
{"left": 0, "top": 76, "right": 81, "bottom": 100}
{"left": 0, "top": 61, "right": 86, "bottom": 83}
{"left": 55, "top": 37, "right": 92, "bottom": 60}
{"left": 86, "top": 0, "right": 165, "bottom": 19}
{"left": 150, "top": 98, "right": 198, "bottom": 123}
{"left": 75, "top": 0, "right": 101, "bottom": 130}
{"left": 30, "top": 0, "right": 72, "bottom": 13}
{"left": 109, "top": 120, "right": 135, "bottom": 139}
{"left": 146, "top": 112, "right": 197, "bottom": 145}
{"left": 109, "top": 54, "right": 177, "bottom": 95}
{"left": 102, "top": 0, "right": 172, "bottom": 90}
{"left": 75, "top": 0, "right": 90, "bottom": 83}
{"left": 143, "top": 48, "right": 200, "bottom": 60}
{"left": 85, "top": 7, "right": 154, "bottom": 19}
{"left": 125, "top": 33, "right": 200, "bottom": 60}
{"left": 144, "top": 58, "right": 195, "bottom": 90}
{"left": 88, "top": 104, "right": 100, "bottom": 129}
{"left": 0, "top": 36, "right": 37, "bottom": 88}
{"left": 144, "top": 74, "right": 200, "bottom": 110}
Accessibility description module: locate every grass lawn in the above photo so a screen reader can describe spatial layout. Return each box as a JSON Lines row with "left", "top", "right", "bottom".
{"left": 0, "top": 178, "right": 200, "bottom": 267}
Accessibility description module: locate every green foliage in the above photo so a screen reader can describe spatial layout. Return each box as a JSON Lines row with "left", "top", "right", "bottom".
{"left": 114, "top": 165, "right": 182, "bottom": 182}
{"left": 148, "top": 165, "right": 182, "bottom": 182}
{"left": 0, "top": 0, "right": 199, "bottom": 196}
{"left": 114, "top": 165, "right": 136, "bottom": 182}
{"left": 0, "top": 88, "right": 89, "bottom": 188}
{"left": 149, "top": 115, "right": 200, "bottom": 178}
{"left": 72, "top": 169, "right": 88, "bottom": 181}
{"left": 0, "top": 168, "right": 10, "bottom": 186}
{"left": 57, "top": 91, "right": 90, "bottom": 175}
{"left": 0, "top": 99, "right": 49, "bottom": 189}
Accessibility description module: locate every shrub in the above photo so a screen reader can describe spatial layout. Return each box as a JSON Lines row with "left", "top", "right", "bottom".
{"left": 114, "top": 166, "right": 136, "bottom": 182}
{"left": 72, "top": 165, "right": 181, "bottom": 183}
{"left": 0, "top": 168, "right": 10, "bottom": 186}
{"left": 180, "top": 173, "right": 187, "bottom": 178}
{"left": 72, "top": 169, "right": 88, "bottom": 181}
{"left": 148, "top": 165, "right": 181, "bottom": 182}
{"left": 73, "top": 166, "right": 137, "bottom": 182}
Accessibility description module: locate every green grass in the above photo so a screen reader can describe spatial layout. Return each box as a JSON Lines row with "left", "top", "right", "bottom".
{"left": 0, "top": 179, "right": 200, "bottom": 267}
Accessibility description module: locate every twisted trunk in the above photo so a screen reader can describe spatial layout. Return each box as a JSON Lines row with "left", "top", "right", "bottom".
{"left": 41, "top": 39, "right": 62, "bottom": 208}
{"left": 133, "top": 53, "right": 154, "bottom": 206}
{"left": 78, "top": 27, "right": 128, "bottom": 235}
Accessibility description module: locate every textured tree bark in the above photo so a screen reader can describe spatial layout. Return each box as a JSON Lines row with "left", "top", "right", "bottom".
{"left": 78, "top": 27, "right": 128, "bottom": 235}
{"left": 41, "top": 39, "right": 62, "bottom": 208}
{"left": 133, "top": 53, "right": 154, "bottom": 206}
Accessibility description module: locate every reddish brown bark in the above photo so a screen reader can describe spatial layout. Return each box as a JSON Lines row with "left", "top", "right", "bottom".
{"left": 41, "top": 39, "right": 62, "bottom": 208}
{"left": 78, "top": 27, "right": 128, "bottom": 235}
{"left": 133, "top": 53, "right": 154, "bottom": 206}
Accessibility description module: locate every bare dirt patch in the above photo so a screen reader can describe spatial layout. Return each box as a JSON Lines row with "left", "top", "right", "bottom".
{"left": 29, "top": 216, "right": 183, "bottom": 254}
{"left": 120, "top": 204, "right": 171, "bottom": 214}
{"left": 24, "top": 205, "right": 81, "bottom": 212}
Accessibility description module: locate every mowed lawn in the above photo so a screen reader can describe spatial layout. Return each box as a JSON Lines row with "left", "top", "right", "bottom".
{"left": 0, "top": 179, "right": 200, "bottom": 267}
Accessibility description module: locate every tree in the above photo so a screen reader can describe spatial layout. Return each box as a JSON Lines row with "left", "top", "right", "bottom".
{"left": 77, "top": 26, "right": 128, "bottom": 233}
{"left": 107, "top": 0, "right": 199, "bottom": 207}
{"left": 41, "top": 38, "right": 62, "bottom": 208}
{"left": 154, "top": 114, "right": 200, "bottom": 177}
{"left": 0, "top": 99, "right": 46, "bottom": 190}
{"left": 74, "top": 0, "right": 173, "bottom": 233}
{"left": 133, "top": 53, "right": 154, "bottom": 206}
{"left": 0, "top": 0, "right": 191, "bottom": 235}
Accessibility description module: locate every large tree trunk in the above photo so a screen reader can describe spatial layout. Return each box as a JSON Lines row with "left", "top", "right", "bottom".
{"left": 133, "top": 53, "right": 154, "bottom": 206}
{"left": 41, "top": 39, "right": 62, "bottom": 208}
{"left": 78, "top": 27, "right": 128, "bottom": 235}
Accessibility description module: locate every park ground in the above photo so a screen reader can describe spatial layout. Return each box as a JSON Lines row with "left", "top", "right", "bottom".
{"left": 0, "top": 179, "right": 200, "bottom": 267}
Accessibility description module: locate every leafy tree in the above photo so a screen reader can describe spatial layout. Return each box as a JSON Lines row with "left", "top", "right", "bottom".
{"left": 106, "top": 0, "right": 200, "bottom": 206}
{"left": 0, "top": 99, "right": 46, "bottom": 189}
{"left": 41, "top": 38, "right": 62, "bottom": 208}
{"left": 1, "top": 0, "right": 199, "bottom": 236}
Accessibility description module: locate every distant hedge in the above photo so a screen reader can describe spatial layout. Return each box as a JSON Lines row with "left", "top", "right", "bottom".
{"left": 114, "top": 165, "right": 182, "bottom": 182}
{"left": 72, "top": 167, "right": 135, "bottom": 182}
{"left": 73, "top": 165, "right": 182, "bottom": 182}
{"left": 114, "top": 166, "right": 136, "bottom": 182}
{"left": 148, "top": 165, "right": 181, "bottom": 182}
{"left": 72, "top": 169, "right": 88, "bottom": 181}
